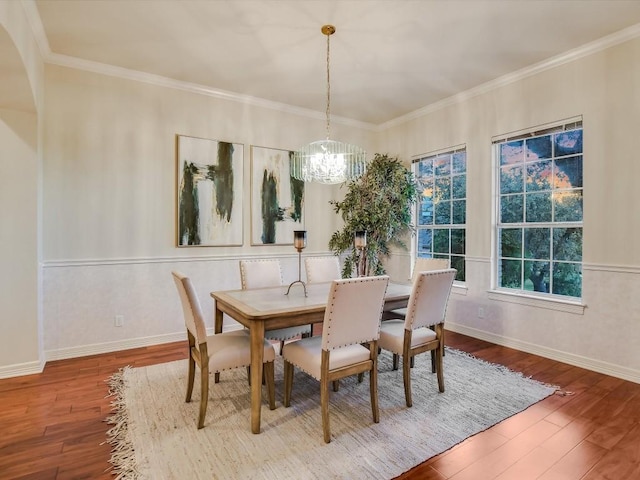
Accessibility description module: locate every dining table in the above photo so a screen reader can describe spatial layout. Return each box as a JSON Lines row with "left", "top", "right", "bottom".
{"left": 211, "top": 280, "right": 412, "bottom": 434}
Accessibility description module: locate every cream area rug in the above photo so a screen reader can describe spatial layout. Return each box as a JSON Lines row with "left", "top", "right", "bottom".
{"left": 106, "top": 349, "right": 555, "bottom": 480}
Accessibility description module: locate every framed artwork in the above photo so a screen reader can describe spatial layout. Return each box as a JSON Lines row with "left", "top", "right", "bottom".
{"left": 176, "top": 135, "right": 243, "bottom": 246}
{"left": 250, "top": 146, "right": 305, "bottom": 245}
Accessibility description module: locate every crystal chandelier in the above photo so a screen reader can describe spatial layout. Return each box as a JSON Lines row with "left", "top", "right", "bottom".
{"left": 291, "top": 25, "right": 367, "bottom": 184}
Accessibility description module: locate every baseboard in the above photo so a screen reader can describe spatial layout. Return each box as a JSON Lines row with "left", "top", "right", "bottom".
{"left": 447, "top": 322, "right": 640, "bottom": 384}
{"left": 45, "top": 332, "right": 187, "bottom": 362}
{"left": 0, "top": 358, "right": 46, "bottom": 380}
{"left": 44, "top": 325, "right": 245, "bottom": 363}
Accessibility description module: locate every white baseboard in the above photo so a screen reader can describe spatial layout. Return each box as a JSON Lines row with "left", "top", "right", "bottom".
{"left": 446, "top": 322, "right": 640, "bottom": 385}
{"left": 45, "top": 332, "right": 188, "bottom": 362}
{"left": 0, "top": 358, "right": 46, "bottom": 380}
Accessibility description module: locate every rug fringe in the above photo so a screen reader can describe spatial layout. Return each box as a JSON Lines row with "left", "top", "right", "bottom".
{"left": 445, "top": 347, "right": 560, "bottom": 391}
{"left": 103, "top": 366, "right": 140, "bottom": 480}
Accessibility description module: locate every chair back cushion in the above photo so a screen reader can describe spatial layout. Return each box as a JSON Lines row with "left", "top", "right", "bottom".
{"left": 305, "top": 256, "right": 341, "bottom": 284}
{"left": 239, "top": 259, "right": 283, "bottom": 289}
{"left": 171, "top": 271, "right": 207, "bottom": 342}
{"left": 405, "top": 268, "right": 456, "bottom": 330}
{"left": 411, "top": 257, "right": 450, "bottom": 282}
{"left": 321, "top": 276, "right": 389, "bottom": 351}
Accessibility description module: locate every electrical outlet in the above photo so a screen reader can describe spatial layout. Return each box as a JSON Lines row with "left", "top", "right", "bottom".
{"left": 477, "top": 307, "right": 485, "bottom": 319}
{"left": 115, "top": 315, "right": 124, "bottom": 327}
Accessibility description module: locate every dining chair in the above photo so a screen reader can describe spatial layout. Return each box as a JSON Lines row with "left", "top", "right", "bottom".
{"left": 384, "top": 257, "right": 450, "bottom": 320}
{"left": 171, "top": 271, "right": 276, "bottom": 429}
{"left": 382, "top": 257, "right": 451, "bottom": 371}
{"left": 239, "top": 259, "right": 312, "bottom": 351}
{"left": 378, "top": 268, "right": 456, "bottom": 407}
{"left": 282, "top": 275, "right": 390, "bottom": 443}
{"left": 304, "top": 255, "right": 341, "bottom": 284}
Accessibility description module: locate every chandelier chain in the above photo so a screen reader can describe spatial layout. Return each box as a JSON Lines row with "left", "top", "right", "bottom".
{"left": 325, "top": 31, "right": 331, "bottom": 141}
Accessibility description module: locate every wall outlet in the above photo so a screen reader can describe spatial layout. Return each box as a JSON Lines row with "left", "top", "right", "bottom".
{"left": 477, "top": 307, "right": 485, "bottom": 319}
{"left": 114, "top": 315, "right": 124, "bottom": 327}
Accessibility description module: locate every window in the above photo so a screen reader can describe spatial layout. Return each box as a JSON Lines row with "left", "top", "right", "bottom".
{"left": 495, "top": 121, "right": 583, "bottom": 299}
{"left": 414, "top": 147, "right": 466, "bottom": 281}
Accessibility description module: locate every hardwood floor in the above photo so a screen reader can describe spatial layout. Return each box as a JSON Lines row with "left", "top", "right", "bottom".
{"left": 0, "top": 331, "right": 638, "bottom": 479}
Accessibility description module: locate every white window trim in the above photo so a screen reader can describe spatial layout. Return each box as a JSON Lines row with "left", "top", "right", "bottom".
{"left": 412, "top": 144, "right": 468, "bottom": 283}
{"left": 491, "top": 118, "right": 584, "bottom": 301}
{"left": 487, "top": 288, "right": 586, "bottom": 315}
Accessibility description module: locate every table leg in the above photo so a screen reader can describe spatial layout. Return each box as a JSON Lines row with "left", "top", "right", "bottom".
{"left": 249, "top": 320, "right": 265, "bottom": 434}
{"left": 214, "top": 306, "right": 223, "bottom": 383}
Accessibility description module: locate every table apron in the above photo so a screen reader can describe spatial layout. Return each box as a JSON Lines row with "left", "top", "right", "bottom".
{"left": 216, "top": 302, "right": 325, "bottom": 330}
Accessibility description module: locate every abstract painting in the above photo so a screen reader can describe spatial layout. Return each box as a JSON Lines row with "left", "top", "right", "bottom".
{"left": 250, "top": 146, "right": 305, "bottom": 245}
{"left": 177, "top": 135, "right": 243, "bottom": 246}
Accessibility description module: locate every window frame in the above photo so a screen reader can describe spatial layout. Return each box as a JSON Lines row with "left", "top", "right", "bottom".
{"left": 412, "top": 145, "right": 467, "bottom": 283}
{"left": 492, "top": 118, "right": 585, "bottom": 305}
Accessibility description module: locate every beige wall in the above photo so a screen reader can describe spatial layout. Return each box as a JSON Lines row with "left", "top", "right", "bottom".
{"left": 0, "top": 3, "right": 43, "bottom": 376}
{"left": 43, "top": 66, "right": 374, "bottom": 260}
{"left": 0, "top": 109, "right": 39, "bottom": 368}
{"left": 379, "top": 36, "right": 640, "bottom": 381}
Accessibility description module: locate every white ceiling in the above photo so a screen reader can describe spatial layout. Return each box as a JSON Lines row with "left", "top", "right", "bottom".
{"left": 26, "top": 0, "right": 640, "bottom": 126}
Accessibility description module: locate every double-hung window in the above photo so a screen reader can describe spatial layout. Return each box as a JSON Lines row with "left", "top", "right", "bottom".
{"left": 414, "top": 147, "right": 466, "bottom": 281}
{"left": 495, "top": 120, "right": 583, "bottom": 299}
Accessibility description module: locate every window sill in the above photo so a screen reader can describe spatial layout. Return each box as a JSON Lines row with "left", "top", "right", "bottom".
{"left": 452, "top": 283, "right": 468, "bottom": 296}
{"left": 487, "top": 289, "right": 586, "bottom": 315}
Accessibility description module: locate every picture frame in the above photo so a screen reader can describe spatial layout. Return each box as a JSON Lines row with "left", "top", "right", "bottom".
{"left": 176, "top": 135, "right": 243, "bottom": 246}
{"left": 250, "top": 146, "right": 305, "bottom": 245}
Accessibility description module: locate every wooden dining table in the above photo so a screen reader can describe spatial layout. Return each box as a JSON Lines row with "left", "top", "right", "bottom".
{"left": 210, "top": 281, "right": 412, "bottom": 434}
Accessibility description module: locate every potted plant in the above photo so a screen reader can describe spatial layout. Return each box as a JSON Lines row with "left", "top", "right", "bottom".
{"left": 329, "top": 153, "right": 420, "bottom": 277}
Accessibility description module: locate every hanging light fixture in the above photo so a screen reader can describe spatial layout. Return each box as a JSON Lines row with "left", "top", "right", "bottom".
{"left": 291, "top": 25, "right": 367, "bottom": 184}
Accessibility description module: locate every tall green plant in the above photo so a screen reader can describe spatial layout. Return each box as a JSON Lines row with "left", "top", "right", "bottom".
{"left": 329, "top": 153, "right": 420, "bottom": 277}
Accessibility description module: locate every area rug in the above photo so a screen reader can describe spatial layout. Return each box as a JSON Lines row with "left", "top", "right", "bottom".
{"left": 106, "top": 349, "right": 555, "bottom": 479}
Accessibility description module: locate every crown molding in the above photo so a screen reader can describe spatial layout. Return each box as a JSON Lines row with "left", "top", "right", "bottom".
{"left": 379, "top": 22, "right": 640, "bottom": 131}
{"left": 46, "top": 51, "right": 376, "bottom": 131}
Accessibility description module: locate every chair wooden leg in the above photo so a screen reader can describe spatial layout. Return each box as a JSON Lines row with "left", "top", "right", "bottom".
{"left": 332, "top": 380, "right": 340, "bottom": 392}
{"left": 410, "top": 356, "right": 415, "bottom": 368}
{"left": 197, "top": 365, "right": 209, "bottom": 429}
{"left": 436, "top": 345, "right": 445, "bottom": 393}
{"left": 186, "top": 354, "right": 196, "bottom": 402}
{"left": 357, "top": 372, "right": 364, "bottom": 383}
{"left": 321, "top": 374, "right": 331, "bottom": 443}
{"left": 370, "top": 344, "right": 380, "bottom": 423}
{"left": 283, "top": 360, "right": 294, "bottom": 407}
{"left": 402, "top": 355, "right": 412, "bottom": 407}
{"left": 392, "top": 353, "right": 399, "bottom": 370}
{"left": 246, "top": 366, "right": 251, "bottom": 385}
{"left": 431, "top": 349, "right": 436, "bottom": 373}
{"left": 264, "top": 361, "right": 276, "bottom": 410}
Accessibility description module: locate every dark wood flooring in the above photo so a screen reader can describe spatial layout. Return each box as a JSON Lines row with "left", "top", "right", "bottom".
{"left": 1, "top": 331, "right": 638, "bottom": 479}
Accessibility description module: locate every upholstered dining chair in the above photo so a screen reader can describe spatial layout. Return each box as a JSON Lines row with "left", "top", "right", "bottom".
{"left": 384, "top": 257, "right": 450, "bottom": 320}
{"left": 239, "top": 259, "right": 312, "bottom": 351}
{"left": 171, "top": 271, "right": 276, "bottom": 429}
{"left": 282, "top": 275, "right": 389, "bottom": 443}
{"left": 304, "top": 256, "right": 341, "bottom": 284}
{"left": 378, "top": 268, "right": 456, "bottom": 407}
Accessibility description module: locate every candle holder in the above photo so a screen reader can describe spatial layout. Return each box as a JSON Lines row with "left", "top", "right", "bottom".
{"left": 355, "top": 230, "right": 367, "bottom": 277}
{"left": 286, "top": 230, "right": 308, "bottom": 296}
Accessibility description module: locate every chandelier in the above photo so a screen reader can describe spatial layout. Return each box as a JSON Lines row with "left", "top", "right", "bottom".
{"left": 291, "top": 25, "right": 367, "bottom": 184}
